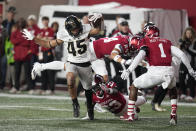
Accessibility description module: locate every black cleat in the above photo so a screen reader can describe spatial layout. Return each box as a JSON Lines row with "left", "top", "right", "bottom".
{"left": 85, "top": 89, "right": 94, "bottom": 120}
{"left": 88, "top": 108, "right": 94, "bottom": 120}
{"left": 73, "top": 103, "right": 80, "bottom": 118}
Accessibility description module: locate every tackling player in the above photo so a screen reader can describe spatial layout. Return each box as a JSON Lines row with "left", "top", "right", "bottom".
{"left": 121, "top": 25, "right": 196, "bottom": 125}
{"left": 91, "top": 74, "right": 146, "bottom": 120}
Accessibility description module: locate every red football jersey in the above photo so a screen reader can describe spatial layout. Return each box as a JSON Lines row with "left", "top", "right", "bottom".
{"left": 139, "top": 37, "right": 172, "bottom": 66}
{"left": 93, "top": 35, "right": 130, "bottom": 58}
{"left": 40, "top": 27, "right": 54, "bottom": 52}
{"left": 92, "top": 81, "right": 127, "bottom": 114}
{"left": 28, "top": 25, "right": 41, "bottom": 55}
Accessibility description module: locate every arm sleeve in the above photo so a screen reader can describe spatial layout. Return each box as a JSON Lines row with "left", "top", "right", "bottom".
{"left": 42, "top": 61, "right": 65, "bottom": 71}
{"left": 171, "top": 46, "right": 193, "bottom": 73}
{"left": 127, "top": 50, "right": 146, "bottom": 72}
{"left": 57, "top": 29, "right": 68, "bottom": 42}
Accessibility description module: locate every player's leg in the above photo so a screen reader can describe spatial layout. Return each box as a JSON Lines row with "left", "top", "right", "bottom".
{"left": 119, "top": 93, "right": 146, "bottom": 120}
{"left": 151, "top": 86, "right": 168, "bottom": 112}
{"left": 127, "top": 84, "right": 138, "bottom": 121}
{"left": 77, "top": 65, "right": 94, "bottom": 120}
{"left": 168, "top": 86, "right": 178, "bottom": 125}
{"left": 127, "top": 71, "right": 163, "bottom": 121}
{"left": 91, "top": 59, "right": 108, "bottom": 82}
{"left": 66, "top": 62, "right": 80, "bottom": 117}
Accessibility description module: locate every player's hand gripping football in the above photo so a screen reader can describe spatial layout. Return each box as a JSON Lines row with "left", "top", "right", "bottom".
{"left": 121, "top": 69, "right": 131, "bottom": 80}
{"left": 22, "top": 29, "right": 35, "bottom": 40}
{"left": 189, "top": 69, "right": 196, "bottom": 80}
{"left": 88, "top": 13, "right": 103, "bottom": 28}
{"left": 31, "top": 62, "right": 43, "bottom": 80}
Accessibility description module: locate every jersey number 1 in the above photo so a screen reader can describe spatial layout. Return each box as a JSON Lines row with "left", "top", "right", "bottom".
{"left": 158, "top": 43, "right": 166, "bottom": 58}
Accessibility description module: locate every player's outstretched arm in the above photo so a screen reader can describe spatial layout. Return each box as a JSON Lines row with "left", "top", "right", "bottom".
{"left": 22, "top": 29, "right": 63, "bottom": 48}
{"left": 31, "top": 61, "right": 66, "bottom": 80}
{"left": 121, "top": 50, "right": 146, "bottom": 80}
{"left": 171, "top": 46, "right": 196, "bottom": 79}
{"left": 110, "top": 44, "right": 133, "bottom": 65}
{"left": 110, "top": 48, "right": 126, "bottom": 64}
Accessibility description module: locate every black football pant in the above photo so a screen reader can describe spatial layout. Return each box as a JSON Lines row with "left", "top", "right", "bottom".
{"left": 179, "top": 63, "right": 195, "bottom": 98}
{"left": 152, "top": 86, "right": 168, "bottom": 105}
{"left": 14, "top": 60, "right": 33, "bottom": 90}
{"left": 41, "top": 50, "right": 55, "bottom": 91}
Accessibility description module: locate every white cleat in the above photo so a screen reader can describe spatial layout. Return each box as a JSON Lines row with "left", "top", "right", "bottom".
{"left": 81, "top": 113, "right": 90, "bottom": 120}
{"left": 94, "top": 103, "right": 106, "bottom": 113}
{"left": 169, "top": 115, "right": 177, "bottom": 126}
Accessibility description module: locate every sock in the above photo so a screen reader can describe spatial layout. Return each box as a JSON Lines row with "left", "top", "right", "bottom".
{"left": 72, "top": 98, "right": 79, "bottom": 105}
{"left": 135, "top": 96, "right": 146, "bottom": 107}
{"left": 85, "top": 89, "right": 93, "bottom": 110}
{"left": 128, "top": 100, "right": 135, "bottom": 115}
{"left": 171, "top": 99, "right": 177, "bottom": 116}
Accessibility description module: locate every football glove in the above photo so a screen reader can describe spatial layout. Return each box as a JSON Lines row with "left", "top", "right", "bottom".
{"left": 125, "top": 59, "right": 133, "bottom": 65}
{"left": 31, "top": 62, "right": 43, "bottom": 80}
{"left": 121, "top": 69, "right": 131, "bottom": 80}
{"left": 189, "top": 69, "right": 196, "bottom": 80}
{"left": 22, "top": 29, "right": 34, "bottom": 40}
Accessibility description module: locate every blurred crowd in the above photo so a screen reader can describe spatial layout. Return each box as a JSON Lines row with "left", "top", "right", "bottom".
{"left": 0, "top": 7, "right": 195, "bottom": 103}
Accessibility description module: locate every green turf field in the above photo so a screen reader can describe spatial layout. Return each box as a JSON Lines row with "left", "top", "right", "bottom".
{"left": 0, "top": 92, "right": 196, "bottom": 131}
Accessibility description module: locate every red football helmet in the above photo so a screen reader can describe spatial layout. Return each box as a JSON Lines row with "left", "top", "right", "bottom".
{"left": 94, "top": 74, "right": 104, "bottom": 85}
{"left": 128, "top": 35, "right": 141, "bottom": 56}
{"left": 144, "top": 25, "right": 160, "bottom": 37}
{"left": 92, "top": 74, "right": 105, "bottom": 98}
{"left": 130, "top": 35, "right": 141, "bottom": 50}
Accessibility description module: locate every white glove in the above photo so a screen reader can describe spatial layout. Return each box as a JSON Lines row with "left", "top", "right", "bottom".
{"left": 121, "top": 69, "right": 131, "bottom": 80}
{"left": 31, "top": 62, "right": 43, "bottom": 80}
{"left": 125, "top": 59, "right": 133, "bottom": 65}
{"left": 88, "top": 13, "right": 102, "bottom": 23}
{"left": 22, "top": 29, "right": 34, "bottom": 40}
{"left": 189, "top": 69, "right": 196, "bottom": 80}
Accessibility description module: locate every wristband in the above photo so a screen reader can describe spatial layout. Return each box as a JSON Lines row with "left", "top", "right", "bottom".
{"left": 121, "top": 59, "right": 126, "bottom": 64}
{"left": 113, "top": 55, "right": 121, "bottom": 62}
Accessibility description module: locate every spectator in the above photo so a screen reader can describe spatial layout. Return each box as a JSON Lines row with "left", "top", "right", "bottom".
{"left": 0, "top": 6, "right": 16, "bottom": 89}
{"left": 5, "top": 25, "right": 16, "bottom": 92}
{"left": 108, "top": 15, "right": 121, "bottom": 37}
{"left": 51, "top": 21, "right": 62, "bottom": 61}
{"left": 10, "top": 18, "right": 33, "bottom": 93}
{"left": 0, "top": 15, "right": 6, "bottom": 90}
{"left": 179, "top": 26, "right": 196, "bottom": 101}
{"left": 51, "top": 21, "right": 59, "bottom": 39}
{"left": 39, "top": 16, "right": 55, "bottom": 95}
{"left": 109, "top": 17, "right": 132, "bottom": 37}
{"left": 27, "top": 14, "right": 41, "bottom": 94}
{"left": 112, "top": 18, "right": 133, "bottom": 37}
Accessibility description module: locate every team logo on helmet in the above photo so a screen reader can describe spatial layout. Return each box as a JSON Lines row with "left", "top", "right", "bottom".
{"left": 65, "top": 15, "right": 83, "bottom": 37}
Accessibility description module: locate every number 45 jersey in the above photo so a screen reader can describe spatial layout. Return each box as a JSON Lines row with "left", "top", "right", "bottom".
{"left": 92, "top": 81, "right": 127, "bottom": 115}
{"left": 57, "top": 24, "right": 91, "bottom": 63}
{"left": 139, "top": 37, "right": 172, "bottom": 66}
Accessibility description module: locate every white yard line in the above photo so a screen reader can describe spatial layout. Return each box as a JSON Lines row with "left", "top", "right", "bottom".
{"left": 0, "top": 115, "right": 196, "bottom": 121}
{"left": 1, "top": 93, "right": 196, "bottom": 107}
{"left": 0, "top": 93, "right": 85, "bottom": 100}
{"left": 0, "top": 105, "right": 72, "bottom": 112}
